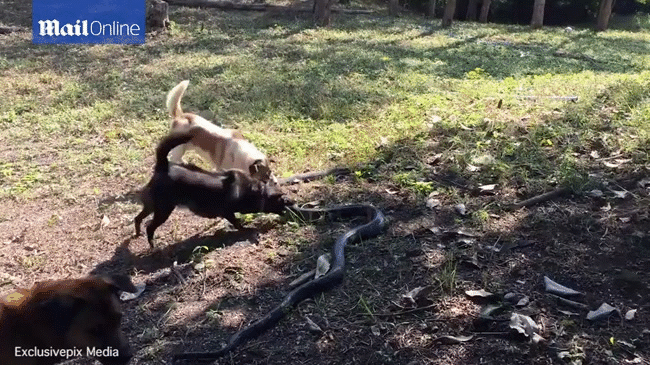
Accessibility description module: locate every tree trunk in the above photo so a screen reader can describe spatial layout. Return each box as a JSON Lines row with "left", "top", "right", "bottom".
{"left": 146, "top": 0, "right": 170, "bottom": 32}
{"left": 388, "top": 0, "right": 400, "bottom": 16}
{"left": 478, "top": 0, "right": 491, "bottom": 23}
{"left": 596, "top": 0, "right": 615, "bottom": 31}
{"left": 427, "top": 0, "right": 437, "bottom": 17}
{"left": 466, "top": 0, "right": 478, "bottom": 21}
{"left": 530, "top": 0, "right": 545, "bottom": 29}
{"left": 441, "top": 0, "right": 456, "bottom": 27}
{"left": 313, "top": 0, "right": 334, "bottom": 26}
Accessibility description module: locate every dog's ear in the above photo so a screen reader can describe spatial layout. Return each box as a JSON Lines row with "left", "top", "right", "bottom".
{"left": 249, "top": 160, "right": 261, "bottom": 176}
{"left": 249, "top": 160, "right": 270, "bottom": 181}
{"left": 100, "top": 274, "right": 138, "bottom": 294}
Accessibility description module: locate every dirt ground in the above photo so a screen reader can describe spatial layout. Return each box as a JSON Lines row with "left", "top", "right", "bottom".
{"left": 1, "top": 140, "right": 649, "bottom": 365}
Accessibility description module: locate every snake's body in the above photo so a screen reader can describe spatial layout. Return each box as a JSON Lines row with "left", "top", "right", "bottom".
{"left": 173, "top": 204, "right": 387, "bottom": 362}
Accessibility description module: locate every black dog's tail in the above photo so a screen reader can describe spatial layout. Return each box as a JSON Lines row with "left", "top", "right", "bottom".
{"left": 155, "top": 129, "right": 196, "bottom": 173}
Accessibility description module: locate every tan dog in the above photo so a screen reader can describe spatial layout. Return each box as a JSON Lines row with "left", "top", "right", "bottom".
{"left": 0, "top": 275, "right": 137, "bottom": 365}
{"left": 166, "top": 80, "right": 276, "bottom": 183}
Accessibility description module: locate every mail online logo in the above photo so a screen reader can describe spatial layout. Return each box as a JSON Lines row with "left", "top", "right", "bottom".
{"left": 32, "top": 0, "right": 145, "bottom": 44}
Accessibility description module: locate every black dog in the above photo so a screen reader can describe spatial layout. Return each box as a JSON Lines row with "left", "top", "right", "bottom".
{"left": 135, "top": 127, "right": 293, "bottom": 247}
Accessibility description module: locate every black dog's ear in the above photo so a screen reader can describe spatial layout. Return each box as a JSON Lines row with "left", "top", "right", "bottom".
{"left": 100, "top": 274, "right": 138, "bottom": 294}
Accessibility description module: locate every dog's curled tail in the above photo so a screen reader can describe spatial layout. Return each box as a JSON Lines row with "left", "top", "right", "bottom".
{"left": 155, "top": 128, "right": 198, "bottom": 173}
{"left": 166, "top": 80, "right": 190, "bottom": 118}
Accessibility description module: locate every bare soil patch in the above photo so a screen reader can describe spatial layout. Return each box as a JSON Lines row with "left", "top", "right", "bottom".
{"left": 2, "top": 152, "right": 649, "bottom": 364}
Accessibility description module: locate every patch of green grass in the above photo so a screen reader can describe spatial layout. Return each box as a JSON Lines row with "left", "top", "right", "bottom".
{"left": 17, "top": 255, "right": 46, "bottom": 270}
{"left": 356, "top": 295, "right": 376, "bottom": 322}
{"left": 435, "top": 254, "right": 458, "bottom": 295}
{"left": 392, "top": 172, "right": 435, "bottom": 195}
{"left": 1, "top": 10, "right": 649, "bottom": 200}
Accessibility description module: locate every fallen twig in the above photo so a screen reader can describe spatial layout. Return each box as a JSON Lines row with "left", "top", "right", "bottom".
{"left": 518, "top": 95, "right": 579, "bottom": 102}
{"left": 367, "top": 304, "right": 439, "bottom": 317}
{"left": 0, "top": 26, "right": 21, "bottom": 35}
{"left": 509, "top": 187, "right": 570, "bottom": 210}
{"left": 278, "top": 167, "right": 350, "bottom": 185}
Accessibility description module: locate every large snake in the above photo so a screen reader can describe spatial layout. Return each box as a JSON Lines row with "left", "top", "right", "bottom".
{"left": 173, "top": 203, "right": 387, "bottom": 362}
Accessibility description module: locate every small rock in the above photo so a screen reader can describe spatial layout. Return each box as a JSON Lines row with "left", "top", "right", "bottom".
{"left": 625, "top": 309, "right": 637, "bottom": 321}
{"left": 371, "top": 325, "right": 381, "bottom": 336}
{"left": 454, "top": 203, "right": 468, "bottom": 216}
{"left": 426, "top": 198, "right": 441, "bottom": 209}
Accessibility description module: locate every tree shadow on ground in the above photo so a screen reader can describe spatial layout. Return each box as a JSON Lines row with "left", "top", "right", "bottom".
{"left": 0, "top": 1, "right": 30, "bottom": 28}
{"left": 3, "top": 9, "right": 648, "bottom": 134}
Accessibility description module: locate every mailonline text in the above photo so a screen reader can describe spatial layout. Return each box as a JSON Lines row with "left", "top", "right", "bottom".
{"left": 32, "top": 0, "right": 145, "bottom": 44}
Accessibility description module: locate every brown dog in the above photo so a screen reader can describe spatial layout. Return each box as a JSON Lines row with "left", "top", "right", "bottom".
{"left": 166, "top": 80, "right": 277, "bottom": 183}
{"left": 0, "top": 274, "right": 137, "bottom": 365}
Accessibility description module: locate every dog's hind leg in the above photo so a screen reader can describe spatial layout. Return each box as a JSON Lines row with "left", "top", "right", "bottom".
{"left": 134, "top": 206, "right": 153, "bottom": 236}
{"left": 146, "top": 205, "right": 175, "bottom": 248}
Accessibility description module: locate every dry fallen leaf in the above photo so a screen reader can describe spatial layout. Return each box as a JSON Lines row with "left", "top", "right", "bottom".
{"left": 100, "top": 215, "right": 110, "bottom": 230}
